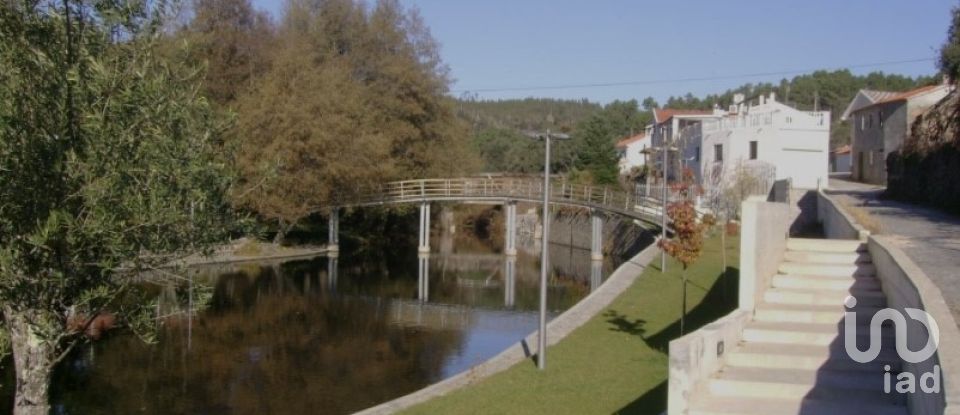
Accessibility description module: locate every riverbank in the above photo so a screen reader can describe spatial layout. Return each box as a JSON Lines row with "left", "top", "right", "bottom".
{"left": 401, "top": 233, "right": 739, "bottom": 415}
{"left": 174, "top": 238, "right": 328, "bottom": 267}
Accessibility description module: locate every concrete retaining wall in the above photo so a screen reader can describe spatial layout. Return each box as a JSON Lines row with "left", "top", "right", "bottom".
{"left": 817, "top": 190, "right": 960, "bottom": 414}
{"left": 869, "top": 236, "right": 960, "bottom": 415}
{"left": 354, "top": 239, "right": 661, "bottom": 415}
{"left": 738, "top": 196, "right": 791, "bottom": 311}
{"left": 817, "top": 190, "right": 870, "bottom": 240}
{"left": 667, "top": 309, "right": 752, "bottom": 415}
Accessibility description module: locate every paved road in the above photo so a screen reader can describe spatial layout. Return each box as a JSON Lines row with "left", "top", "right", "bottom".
{"left": 827, "top": 177, "right": 960, "bottom": 323}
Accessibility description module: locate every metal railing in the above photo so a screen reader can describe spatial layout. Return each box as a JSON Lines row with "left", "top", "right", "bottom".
{"left": 336, "top": 177, "right": 663, "bottom": 225}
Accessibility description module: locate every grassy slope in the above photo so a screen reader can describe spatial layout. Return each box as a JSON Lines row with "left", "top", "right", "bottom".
{"left": 403, "top": 234, "right": 740, "bottom": 415}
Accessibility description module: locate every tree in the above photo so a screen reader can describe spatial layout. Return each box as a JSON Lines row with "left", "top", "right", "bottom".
{"left": 184, "top": 0, "right": 274, "bottom": 107}
{"left": 231, "top": 0, "right": 477, "bottom": 242}
{"left": 572, "top": 114, "right": 620, "bottom": 185}
{"left": 642, "top": 96, "right": 659, "bottom": 111}
{"left": 0, "top": 1, "right": 234, "bottom": 413}
{"left": 941, "top": 4, "right": 960, "bottom": 84}
{"left": 658, "top": 169, "right": 705, "bottom": 335}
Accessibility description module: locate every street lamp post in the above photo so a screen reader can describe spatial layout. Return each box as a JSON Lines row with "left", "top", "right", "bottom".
{"left": 657, "top": 144, "right": 677, "bottom": 273}
{"left": 526, "top": 130, "right": 569, "bottom": 371}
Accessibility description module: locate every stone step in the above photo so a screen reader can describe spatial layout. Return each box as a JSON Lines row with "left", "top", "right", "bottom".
{"left": 772, "top": 274, "right": 881, "bottom": 292}
{"left": 727, "top": 341, "right": 902, "bottom": 372}
{"left": 754, "top": 302, "right": 881, "bottom": 324}
{"left": 742, "top": 321, "right": 893, "bottom": 347}
{"left": 764, "top": 287, "right": 887, "bottom": 307}
{"left": 707, "top": 366, "right": 898, "bottom": 403}
{"left": 778, "top": 262, "right": 876, "bottom": 278}
{"left": 787, "top": 238, "right": 867, "bottom": 253}
{"left": 689, "top": 395, "right": 907, "bottom": 415}
{"left": 783, "top": 250, "right": 872, "bottom": 265}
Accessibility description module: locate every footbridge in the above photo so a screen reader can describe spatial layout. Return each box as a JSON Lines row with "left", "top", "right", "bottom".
{"left": 325, "top": 177, "right": 666, "bottom": 261}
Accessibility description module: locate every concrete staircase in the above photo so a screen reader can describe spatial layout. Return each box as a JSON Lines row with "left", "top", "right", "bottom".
{"left": 688, "top": 238, "right": 907, "bottom": 415}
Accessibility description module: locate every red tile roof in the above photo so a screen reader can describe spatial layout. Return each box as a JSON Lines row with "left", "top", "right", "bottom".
{"left": 653, "top": 108, "right": 713, "bottom": 124}
{"left": 616, "top": 133, "right": 648, "bottom": 149}
{"left": 873, "top": 84, "right": 943, "bottom": 105}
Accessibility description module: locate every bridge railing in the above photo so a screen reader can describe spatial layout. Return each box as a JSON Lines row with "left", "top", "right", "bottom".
{"left": 344, "top": 178, "right": 661, "bottom": 221}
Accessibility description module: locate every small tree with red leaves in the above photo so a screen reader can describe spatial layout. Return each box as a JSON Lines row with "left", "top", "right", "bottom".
{"left": 658, "top": 168, "right": 704, "bottom": 335}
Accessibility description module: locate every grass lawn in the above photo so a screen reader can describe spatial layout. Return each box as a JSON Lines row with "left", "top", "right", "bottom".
{"left": 402, "top": 233, "right": 740, "bottom": 415}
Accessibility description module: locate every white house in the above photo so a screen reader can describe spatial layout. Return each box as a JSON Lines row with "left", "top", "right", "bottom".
{"left": 657, "top": 93, "right": 830, "bottom": 190}
{"left": 616, "top": 131, "right": 651, "bottom": 174}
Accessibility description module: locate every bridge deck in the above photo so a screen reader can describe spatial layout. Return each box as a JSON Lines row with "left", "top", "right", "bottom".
{"left": 333, "top": 178, "right": 666, "bottom": 226}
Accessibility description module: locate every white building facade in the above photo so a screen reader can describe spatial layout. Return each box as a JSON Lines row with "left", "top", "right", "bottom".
{"left": 662, "top": 93, "right": 830, "bottom": 190}
{"left": 616, "top": 131, "right": 651, "bottom": 174}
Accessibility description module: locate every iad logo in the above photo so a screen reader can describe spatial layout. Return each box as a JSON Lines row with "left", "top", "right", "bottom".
{"left": 844, "top": 296, "right": 942, "bottom": 394}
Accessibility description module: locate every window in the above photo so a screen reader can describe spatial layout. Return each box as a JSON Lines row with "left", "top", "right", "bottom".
{"left": 715, "top": 144, "right": 723, "bottom": 162}
{"left": 749, "top": 141, "right": 758, "bottom": 160}
{"left": 695, "top": 146, "right": 701, "bottom": 162}
{"left": 879, "top": 110, "right": 884, "bottom": 127}
{"left": 860, "top": 115, "right": 865, "bottom": 130}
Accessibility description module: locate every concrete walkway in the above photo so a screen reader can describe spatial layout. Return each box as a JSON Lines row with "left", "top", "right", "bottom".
{"left": 827, "top": 177, "right": 960, "bottom": 325}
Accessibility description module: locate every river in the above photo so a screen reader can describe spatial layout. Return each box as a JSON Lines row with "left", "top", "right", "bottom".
{"left": 1, "top": 213, "right": 641, "bottom": 414}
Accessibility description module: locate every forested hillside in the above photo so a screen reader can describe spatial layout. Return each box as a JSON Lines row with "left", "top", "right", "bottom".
{"left": 461, "top": 70, "right": 938, "bottom": 170}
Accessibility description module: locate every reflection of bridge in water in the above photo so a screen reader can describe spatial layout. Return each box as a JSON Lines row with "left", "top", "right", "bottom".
{"left": 144, "top": 247, "right": 601, "bottom": 334}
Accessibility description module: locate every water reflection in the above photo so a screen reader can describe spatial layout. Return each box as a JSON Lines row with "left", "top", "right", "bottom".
{"left": 0, "top": 232, "right": 629, "bottom": 415}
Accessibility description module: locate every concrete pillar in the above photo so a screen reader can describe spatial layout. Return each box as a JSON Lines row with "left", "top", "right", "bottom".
{"left": 418, "top": 203, "right": 431, "bottom": 254}
{"left": 504, "top": 201, "right": 518, "bottom": 256}
{"left": 328, "top": 208, "right": 340, "bottom": 253}
{"left": 590, "top": 260, "right": 603, "bottom": 293}
{"left": 504, "top": 256, "right": 516, "bottom": 308}
{"left": 417, "top": 253, "right": 430, "bottom": 302}
{"left": 591, "top": 210, "right": 604, "bottom": 261}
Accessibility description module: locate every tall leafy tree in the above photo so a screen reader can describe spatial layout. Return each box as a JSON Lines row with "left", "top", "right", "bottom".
{"left": 232, "top": 0, "right": 477, "bottom": 242}
{"left": 0, "top": 1, "right": 234, "bottom": 413}
{"left": 940, "top": 4, "right": 960, "bottom": 84}
{"left": 184, "top": 0, "right": 274, "bottom": 106}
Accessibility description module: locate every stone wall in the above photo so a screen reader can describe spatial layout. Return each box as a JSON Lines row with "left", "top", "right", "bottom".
{"left": 546, "top": 208, "right": 655, "bottom": 261}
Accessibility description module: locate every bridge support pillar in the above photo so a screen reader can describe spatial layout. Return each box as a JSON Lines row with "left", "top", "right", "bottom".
{"left": 418, "top": 253, "right": 430, "bottom": 302}
{"left": 591, "top": 210, "right": 604, "bottom": 261}
{"left": 418, "top": 202, "right": 431, "bottom": 254}
{"left": 590, "top": 259, "right": 603, "bottom": 292}
{"left": 328, "top": 208, "right": 340, "bottom": 253}
{"left": 504, "top": 256, "right": 516, "bottom": 308}
{"left": 504, "top": 201, "right": 517, "bottom": 256}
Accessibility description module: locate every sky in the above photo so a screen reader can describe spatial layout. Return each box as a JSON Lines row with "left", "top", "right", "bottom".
{"left": 250, "top": 0, "right": 956, "bottom": 104}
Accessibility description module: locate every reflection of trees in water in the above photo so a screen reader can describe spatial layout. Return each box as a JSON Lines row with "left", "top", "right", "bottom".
{"left": 51, "top": 263, "right": 466, "bottom": 415}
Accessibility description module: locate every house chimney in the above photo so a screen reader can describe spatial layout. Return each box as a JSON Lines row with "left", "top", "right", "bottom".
{"left": 769, "top": 92, "right": 776, "bottom": 102}
{"left": 759, "top": 96, "right": 765, "bottom": 105}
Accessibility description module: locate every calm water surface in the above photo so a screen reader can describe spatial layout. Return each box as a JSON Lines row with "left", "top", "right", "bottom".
{"left": 2, "top": 231, "right": 628, "bottom": 414}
